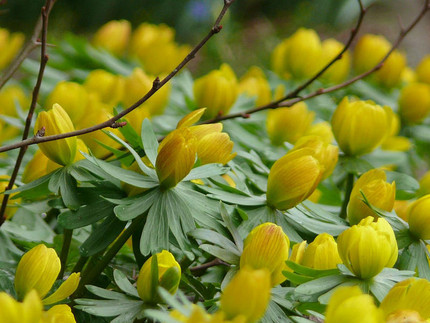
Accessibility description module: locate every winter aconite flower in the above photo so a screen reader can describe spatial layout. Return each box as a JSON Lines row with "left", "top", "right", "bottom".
{"left": 136, "top": 250, "right": 181, "bottom": 304}
{"left": 320, "top": 38, "right": 351, "bottom": 83}
{"left": 14, "top": 244, "right": 80, "bottom": 305}
{"left": 398, "top": 82, "right": 430, "bottom": 124}
{"left": 34, "top": 104, "right": 77, "bottom": 166}
{"left": 84, "top": 69, "right": 124, "bottom": 106}
{"left": 92, "top": 20, "right": 131, "bottom": 56}
{"left": 0, "top": 28, "right": 25, "bottom": 70}
{"left": 337, "top": 217, "right": 398, "bottom": 279}
{"left": 238, "top": 66, "right": 272, "bottom": 106}
{"left": 416, "top": 54, "right": 430, "bottom": 84}
{"left": 407, "top": 195, "right": 430, "bottom": 240}
{"left": 240, "top": 223, "right": 290, "bottom": 286}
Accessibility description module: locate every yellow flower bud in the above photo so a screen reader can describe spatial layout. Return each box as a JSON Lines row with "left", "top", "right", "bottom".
{"left": 337, "top": 216, "right": 398, "bottom": 279}
{"left": 240, "top": 223, "right": 290, "bottom": 286}
{"left": 301, "top": 233, "right": 342, "bottom": 270}
{"left": 45, "top": 81, "right": 89, "bottom": 125}
{"left": 220, "top": 267, "right": 271, "bottom": 323}
{"left": 122, "top": 68, "right": 170, "bottom": 115}
{"left": 92, "top": 20, "right": 131, "bottom": 56}
{"left": 401, "top": 66, "right": 417, "bottom": 84}
{"left": 156, "top": 128, "right": 197, "bottom": 189}
{"left": 239, "top": 66, "right": 272, "bottom": 106}
{"left": 394, "top": 200, "right": 410, "bottom": 222}
{"left": 418, "top": 170, "right": 430, "bottom": 196}
{"left": 398, "top": 82, "right": 430, "bottom": 124}
{"left": 266, "top": 148, "right": 324, "bottom": 210}
{"left": 0, "top": 290, "right": 43, "bottom": 323}
{"left": 380, "top": 278, "right": 430, "bottom": 322}
{"left": 407, "top": 195, "right": 430, "bottom": 240}
{"left": 381, "top": 108, "right": 412, "bottom": 151}
{"left": 193, "top": 64, "right": 239, "bottom": 119}
{"left": 84, "top": 69, "right": 124, "bottom": 106}
{"left": 347, "top": 169, "right": 396, "bottom": 225}
{"left": 0, "top": 85, "right": 29, "bottom": 117}
{"left": 266, "top": 102, "right": 315, "bottom": 145}
{"left": 325, "top": 286, "right": 384, "bottom": 323}
{"left": 34, "top": 104, "right": 77, "bottom": 166}
{"left": 321, "top": 38, "right": 351, "bottom": 83}
{"left": 0, "top": 175, "right": 21, "bottom": 220}
{"left": 22, "top": 150, "right": 50, "bottom": 184}
{"left": 416, "top": 55, "right": 430, "bottom": 84}
{"left": 0, "top": 28, "right": 25, "bottom": 70}
{"left": 45, "top": 139, "right": 89, "bottom": 173}
{"left": 43, "top": 304, "right": 77, "bottom": 323}
{"left": 331, "top": 97, "right": 391, "bottom": 156}
{"left": 136, "top": 250, "right": 181, "bottom": 304}
{"left": 271, "top": 28, "right": 322, "bottom": 80}
{"left": 353, "top": 34, "right": 406, "bottom": 88}
{"left": 291, "top": 135, "right": 339, "bottom": 179}
{"left": 305, "top": 121, "right": 335, "bottom": 144}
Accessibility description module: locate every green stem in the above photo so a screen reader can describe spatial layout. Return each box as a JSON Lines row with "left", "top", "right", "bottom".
{"left": 58, "top": 229, "right": 73, "bottom": 279}
{"left": 339, "top": 173, "right": 354, "bottom": 219}
{"left": 72, "top": 214, "right": 146, "bottom": 298}
{"left": 71, "top": 256, "right": 88, "bottom": 273}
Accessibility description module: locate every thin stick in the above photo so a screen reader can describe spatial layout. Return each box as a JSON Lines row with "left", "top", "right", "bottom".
{"left": 0, "top": 0, "right": 54, "bottom": 224}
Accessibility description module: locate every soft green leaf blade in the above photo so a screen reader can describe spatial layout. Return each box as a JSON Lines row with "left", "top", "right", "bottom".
{"left": 114, "top": 188, "right": 159, "bottom": 221}
{"left": 140, "top": 198, "right": 169, "bottom": 255}
{"left": 141, "top": 118, "right": 158, "bottom": 167}
{"left": 85, "top": 285, "right": 129, "bottom": 300}
{"left": 199, "top": 244, "right": 240, "bottom": 264}
{"left": 190, "top": 229, "right": 240, "bottom": 256}
{"left": 183, "top": 164, "right": 229, "bottom": 181}
{"left": 58, "top": 200, "right": 115, "bottom": 229}
{"left": 113, "top": 270, "right": 140, "bottom": 298}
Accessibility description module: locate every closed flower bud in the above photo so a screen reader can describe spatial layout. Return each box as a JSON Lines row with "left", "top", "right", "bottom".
{"left": 43, "top": 304, "right": 77, "bottom": 323}
{"left": 0, "top": 175, "right": 21, "bottom": 220}
{"left": 291, "top": 135, "right": 339, "bottom": 179}
{"left": 325, "top": 286, "right": 384, "bottom": 323}
{"left": 14, "top": 244, "right": 80, "bottom": 304}
{"left": 347, "top": 169, "right": 396, "bottom": 225}
{"left": 84, "top": 69, "right": 124, "bottom": 106}
{"left": 416, "top": 55, "right": 430, "bottom": 84}
{"left": 266, "top": 148, "right": 324, "bottom": 210}
{"left": 239, "top": 66, "right": 272, "bottom": 106}
{"left": 331, "top": 97, "right": 391, "bottom": 156}
{"left": 381, "top": 108, "right": 411, "bottom": 151}
{"left": 46, "top": 81, "right": 89, "bottom": 125}
{"left": 122, "top": 68, "right": 170, "bottom": 115}
{"left": 0, "top": 28, "right": 25, "bottom": 70}
{"left": 398, "top": 82, "right": 430, "bottom": 124}
{"left": 418, "top": 170, "right": 430, "bottom": 196}
{"left": 193, "top": 64, "right": 239, "bottom": 119}
{"left": 22, "top": 150, "right": 50, "bottom": 183}
{"left": 380, "top": 278, "right": 430, "bottom": 322}
{"left": 321, "top": 38, "right": 351, "bottom": 83}
{"left": 401, "top": 66, "right": 417, "bottom": 84}
{"left": 92, "top": 20, "right": 131, "bottom": 56}
{"left": 136, "top": 250, "right": 181, "bottom": 304}
{"left": 305, "top": 121, "right": 335, "bottom": 144}
{"left": 0, "top": 85, "right": 29, "bottom": 117}
{"left": 353, "top": 34, "right": 406, "bottom": 88}
{"left": 266, "top": 102, "right": 315, "bottom": 145}
{"left": 0, "top": 290, "right": 43, "bottom": 323}
{"left": 271, "top": 28, "right": 322, "bottom": 80}
{"left": 337, "top": 216, "right": 398, "bottom": 279}
{"left": 156, "top": 128, "right": 197, "bottom": 189}
{"left": 407, "top": 195, "right": 430, "bottom": 240}
{"left": 240, "top": 223, "right": 290, "bottom": 286}
{"left": 34, "top": 104, "right": 77, "bottom": 166}
{"left": 220, "top": 267, "right": 271, "bottom": 323}
{"left": 301, "top": 233, "right": 342, "bottom": 270}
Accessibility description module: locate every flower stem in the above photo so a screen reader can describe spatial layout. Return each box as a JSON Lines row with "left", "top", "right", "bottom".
{"left": 58, "top": 229, "right": 73, "bottom": 279}
{"left": 71, "top": 256, "right": 88, "bottom": 274}
{"left": 339, "top": 173, "right": 354, "bottom": 219}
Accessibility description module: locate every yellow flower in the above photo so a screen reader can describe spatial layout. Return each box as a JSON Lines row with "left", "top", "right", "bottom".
{"left": 407, "top": 195, "right": 430, "bottom": 240}
{"left": 398, "top": 82, "right": 430, "bottom": 124}
{"left": 401, "top": 66, "right": 417, "bottom": 84}
{"left": 416, "top": 55, "right": 430, "bottom": 84}
{"left": 34, "top": 104, "right": 77, "bottom": 166}
{"left": 0, "top": 28, "right": 25, "bottom": 70}
{"left": 136, "top": 250, "right": 181, "bottom": 304}
{"left": 300, "top": 233, "right": 342, "bottom": 270}
{"left": 43, "top": 304, "right": 76, "bottom": 323}
{"left": 45, "top": 81, "right": 89, "bottom": 125}
{"left": 347, "top": 169, "right": 396, "bottom": 225}
{"left": 0, "top": 175, "right": 21, "bottom": 220}
{"left": 193, "top": 64, "right": 239, "bottom": 119}
{"left": 353, "top": 34, "right": 406, "bottom": 88}
{"left": 266, "top": 148, "right": 324, "bottom": 210}
{"left": 220, "top": 267, "right": 271, "bottom": 323}
{"left": 84, "top": 69, "right": 124, "bottom": 106}
{"left": 240, "top": 223, "right": 290, "bottom": 286}
{"left": 22, "top": 150, "right": 50, "bottom": 184}
{"left": 305, "top": 121, "right": 334, "bottom": 144}
{"left": 122, "top": 67, "right": 170, "bottom": 116}
{"left": 14, "top": 244, "right": 80, "bottom": 304}
{"left": 381, "top": 108, "right": 411, "bottom": 151}
{"left": 380, "top": 278, "right": 430, "bottom": 322}
{"left": 0, "top": 290, "right": 43, "bottom": 323}
{"left": 0, "top": 85, "right": 29, "bottom": 117}
{"left": 337, "top": 216, "right": 398, "bottom": 279}
{"left": 394, "top": 200, "right": 410, "bottom": 222}
{"left": 92, "top": 20, "right": 131, "bottom": 56}
{"left": 418, "top": 170, "right": 430, "bottom": 196}
{"left": 321, "top": 38, "right": 351, "bottom": 83}
{"left": 325, "top": 286, "right": 384, "bottom": 323}
{"left": 271, "top": 28, "right": 322, "bottom": 80}
{"left": 266, "top": 102, "right": 315, "bottom": 145}
{"left": 291, "top": 135, "right": 339, "bottom": 179}
{"left": 238, "top": 66, "right": 272, "bottom": 106}
{"left": 331, "top": 97, "right": 391, "bottom": 156}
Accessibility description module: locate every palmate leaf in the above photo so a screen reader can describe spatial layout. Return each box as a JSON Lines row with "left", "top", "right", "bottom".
{"left": 190, "top": 229, "right": 240, "bottom": 256}
{"left": 141, "top": 118, "right": 159, "bottom": 167}
{"left": 114, "top": 188, "right": 160, "bottom": 221}
{"left": 198, "top": 184, "right": 266, "bottom": 206}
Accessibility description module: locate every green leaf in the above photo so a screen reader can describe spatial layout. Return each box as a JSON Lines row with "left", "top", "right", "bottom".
{"left": 75, "top": 298, "right": 143, "bottom": 317}
{"left": 60, "top": 169, "right": 80, "bottom": 210}
{"left": 199, "top": 185, "right": 266, "bottom": 206}
{"left": 338, "top": 156, "right": 373, "bottom": 175}
{"left": 282, "top": 271, "right": 314, "bottom": 285}
{"left": 48, "top": 167, "right": 65, "bottom": 193}
{"left": 199, "top": 244, "right": 240, "bottom": 264}
{"left": 183, "top": 164, "right": 229, "bottom": 181}
{"left": 285, "top": 261, "right": 340, "bottom": 278}
{"left": 140, "top": 197, "right": 169, "bottom": 255}
{"left": 295, "top": 274, "right": 345, "bottom": 295}
{"left": 6, "top": 169, "right": 58, "bottom": 199}
{"left": 85, "top": 285, "right": 130, "bottom": 300}
{"left": 113, "top": 270, "right": 140, "bottom": 298}
{"left": 190, "top": 229, "right": 240, "bottom": 256}
{"left": 150, "top": 254, "right": 159, "bottom": 302}
{"left": 141, "top": 118, "right": 158, "bottom": 167}
{"left": 220, "top": 203, "right": 243, "bottom": 252}
{"left": 385, "top": 171, "right": 419, "bottom": 200}
{"left": 114, "top": 188, "right": 160, "bottom": 221}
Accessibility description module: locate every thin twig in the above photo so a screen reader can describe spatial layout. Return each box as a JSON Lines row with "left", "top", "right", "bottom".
{"left": 190, "top": 258, "right": 229, "bottom": 273}
{"left": 0, "top": 0, "right": 235, "bottom": 154}
{"left": 0, "top": 0, "right": 54, "bottom": 225}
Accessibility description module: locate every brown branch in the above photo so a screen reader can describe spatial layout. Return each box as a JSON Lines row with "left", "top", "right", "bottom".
{"left": 0, "top": 0, "right": 54, "bottom": 225}
{"left": 189, "top": 258, "right": 229, "bottom": 274}
{"left": 0, "top": 0, "right": 235, "bottom": 154}
{"left": 203, "top": 0, "right": 430, "bottom": 124}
